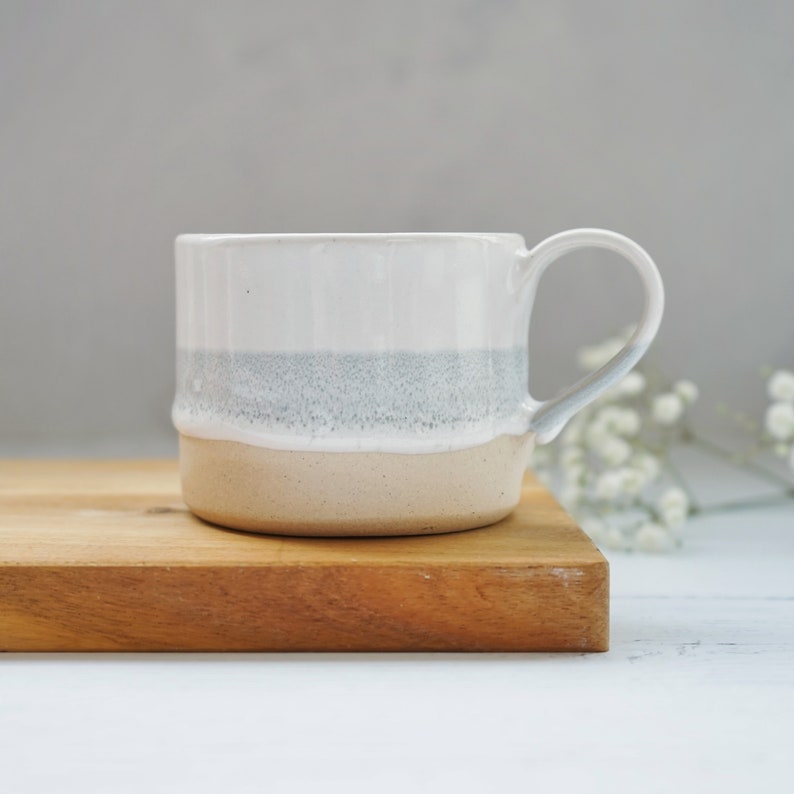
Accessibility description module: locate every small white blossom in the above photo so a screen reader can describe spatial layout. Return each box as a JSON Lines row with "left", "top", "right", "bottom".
{"left": 615, "top": 408, "right": 641, "bottom": 436}
{"left": 674, "top": 380, "right": 699, "bottom": 405}
{"left": 659, "top": 486, "right": 689, "bottom": 510}
{"left": 597, "top": 406, "right": 641, "bottom": 437}
{"left": 598, "top": 436, "right": 633, "bottom": 467}
{"left": 768, "top": 370, "right": 794, "bottom": 403}
{"left": 560, "top": 446, "right": 585, "bottom": 470}
{"left": 619, "top": 371, "right": 647, "bottom": 397}
{"left": 577, "top": 337, "right": 624, "bottom": 371}
{"left": 595, "top": 470, "right": 625, "bottom": 501}
{"left": 635, "top": 522, "right": 674, "bottom": 552}
{"left": 584, "top": 419, "right": 612, "bottom": 450}
{"left": 652, "top": 393, "right": 685, "bottom": 425}
{"left": 563, "top": 464, "right": 586, "bottom": 484}
{"left": 619, "top": 467, "right": 647, "bottom": 495}
{"left": 660, "top": 507, "right": 688, "bottom": 529}
{"left": 764, "top": 401, "right": 794, "bottom": 441}
{"left": 631, "top": 452, "right": 661, "bottom": 482}
{"left": 605, "top": 371, "right": 647, "bottom": 401}
{"left": 595, "top": 406, "right": 620, "bottom": 428}
{"left": 657, "top": 487, "right": 690, "bottom": 528}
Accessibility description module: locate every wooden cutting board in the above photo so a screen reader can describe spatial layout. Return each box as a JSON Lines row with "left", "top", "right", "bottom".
{"left": 0, "top": 460, "right": 608, "bottom": 652}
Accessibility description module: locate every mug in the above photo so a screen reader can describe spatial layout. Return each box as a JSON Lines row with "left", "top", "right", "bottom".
{"left": 173, "top": 230, "right": 663, "bottom": 536}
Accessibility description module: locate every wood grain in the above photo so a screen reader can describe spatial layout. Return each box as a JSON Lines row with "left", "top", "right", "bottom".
{"left": 0, "top": 460, "right": 608, "bottom": 652}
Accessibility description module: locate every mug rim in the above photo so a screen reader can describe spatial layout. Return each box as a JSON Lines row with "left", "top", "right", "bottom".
{"left": 176, "top": 232, "right": 525, "bottom": 246}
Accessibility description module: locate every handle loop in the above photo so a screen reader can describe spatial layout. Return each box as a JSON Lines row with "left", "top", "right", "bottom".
{"left": 517, "top": 229, "right": 664, "bottom": 444}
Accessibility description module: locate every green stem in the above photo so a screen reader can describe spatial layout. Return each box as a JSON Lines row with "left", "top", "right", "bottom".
{"left": 692, "top": 492, "right": 794, "bottom": 516}
{"left": 660, "top": 450, "right": 701, "bottom": 510}
{"left": 682, "top": 431, "right": 794, "bottom": 492}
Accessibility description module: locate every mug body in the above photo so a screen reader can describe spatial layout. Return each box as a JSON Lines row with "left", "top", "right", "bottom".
{"left": 173, "top": 233, "right": 535, "bottom": 535}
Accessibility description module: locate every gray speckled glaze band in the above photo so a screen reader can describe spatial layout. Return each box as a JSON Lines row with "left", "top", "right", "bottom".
{"left": 174, "top": 348, "right": 529, "bottom": 452}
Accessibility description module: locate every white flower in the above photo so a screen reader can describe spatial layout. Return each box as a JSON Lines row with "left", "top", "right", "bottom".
{"left": 616, "top": 371, "right": 647, "bottom": 397}
{"left": 657, "top": 487, "right": 690, "bottom": 528}
{"left": 596, "top": 406, "right": 641, "bottom": 437}
{"left": 595, "top": 470, "right": 625, "bottom": 501}
{"left": 659, "top": 505, "right": 688, "bottom": 530}
{"left": 577, "top": 337, "right": 624, "bottom": 371}
{"left": 765, "top": 401, "right": 794, "bottom": 441}
{"left": 560, "top": 446, "right": 585, "bottom": 484}
{"left": 584, "top": 419, "right": 612, "bottom": 450}
{"left": 619, "top": 467, "right": 647, "bottom": 495}
{"left": 674, "top": 380, "right": 699, "bottom": 405}
{"left": 598, "top": 436, "right": 632, "bottom": 467}
{"left": 631, "top": 452, "right": 661, "bottom": 483}
{"left": 615, "top": 408, "right": 641, "bottom": 436}
{"left": 635, "top": 522, "right": 674, "bottom": 552}
{"left": 563, "top": 464, "right": 586, "bottom": 484}
{"left": 604, "top": 371, "right": 647, "bottom": 402}
{"left": 595, "top": 406, "right": 620, "bottom": 427}
{"left": 560, "top": 446, "right": 585, "bottom": 470}
{"left": 652, "top": 393, "right": 685, "bottom": 425}
{"left": 659, "top": 486, "right": 689, "bottom": 510}
{"left": 768, "top": 370, "right": 794, "bottom": 403}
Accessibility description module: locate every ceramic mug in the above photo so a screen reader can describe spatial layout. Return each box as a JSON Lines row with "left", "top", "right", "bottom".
{"left": 173, "top": 230, "right": 663, "bottom": 536}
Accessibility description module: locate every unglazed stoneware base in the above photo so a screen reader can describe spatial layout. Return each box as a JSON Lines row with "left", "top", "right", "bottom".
{"left": 179, "top": 433, "right": 535, "bottom": 536}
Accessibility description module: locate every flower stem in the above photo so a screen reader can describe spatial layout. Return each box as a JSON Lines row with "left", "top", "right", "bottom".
{"left": 682, "top": 430, "right": 794, "bottom": 492}
{"left": 692, "top": 493, "right": 794, "bottom": 516}
{"left": 660, "top": 450, "right": 701, "bottom": 510}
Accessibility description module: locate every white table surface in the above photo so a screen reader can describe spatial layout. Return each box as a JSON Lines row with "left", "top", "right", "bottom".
{"left": 2, "top": 501, "right": 793, "bottom": 794}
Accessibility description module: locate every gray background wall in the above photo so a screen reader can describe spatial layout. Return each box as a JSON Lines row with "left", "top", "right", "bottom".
{"left": 1, "top": 0, "right": 792, "bottom": 455}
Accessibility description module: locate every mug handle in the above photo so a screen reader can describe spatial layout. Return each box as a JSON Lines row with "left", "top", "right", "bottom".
{"left": 516, "top": 228, "right": 664, "bottom": 444}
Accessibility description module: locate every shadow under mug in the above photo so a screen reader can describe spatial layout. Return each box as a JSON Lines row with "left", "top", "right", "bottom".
{"left": 172, "top": 229, "right": 663, "bottom": 536}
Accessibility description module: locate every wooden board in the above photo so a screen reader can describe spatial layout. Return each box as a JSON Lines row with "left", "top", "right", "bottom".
{"left": 0, "top": 460, "right": 608, "bottom": 652}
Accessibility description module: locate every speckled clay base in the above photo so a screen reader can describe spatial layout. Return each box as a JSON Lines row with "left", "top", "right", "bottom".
{"left": 179, "top": 433, "right": 535, "bottom": 536}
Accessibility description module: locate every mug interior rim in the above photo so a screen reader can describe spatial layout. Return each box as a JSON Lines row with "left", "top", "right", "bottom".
{"left": 176, "top": 232, "right": 525, "bottom": 246}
